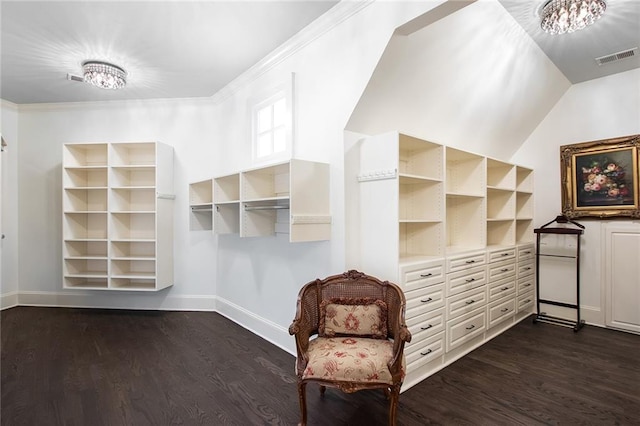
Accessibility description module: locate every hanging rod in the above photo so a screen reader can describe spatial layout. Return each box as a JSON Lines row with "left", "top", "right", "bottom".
{"left": 191, "top": 206, "right": 213, "bottom": 212}
{"left": 244, "top": 205, "right": 289, "bottom": 211}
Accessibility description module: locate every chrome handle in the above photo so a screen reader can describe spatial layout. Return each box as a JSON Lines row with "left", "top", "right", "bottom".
{"left": 420, "top": 273, "right": 433, "bottom": 278}
{"left": 465, "top": 300, "right": 475, "bottom": 305}
{"left": 420, "top": 349, "right": 433, "bottom": 356}
{"left": 420, "top": 298, "right": 433, "bottom": 303}
{"left": 420, "top": 324, "right": 433, "bottom": 330}
{"left": 465, "top": 324, "right": 475, "bottom": 330}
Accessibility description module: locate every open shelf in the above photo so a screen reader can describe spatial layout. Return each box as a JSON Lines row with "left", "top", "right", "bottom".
{"left": 64, "top": 240, "right": 108, "bottom": 258}
{"left": 399, "top": 134, "right": 443, "bottom": 180}
{"left": 214, "top": 173, "right": 240, "bottom": 203}
{"left": 111, "top": 212, "right": 155, "bottom": 240}
{"left": 190, "top": 179, "right": 213, "bottom": 205}
{"left": 516, "top": 219, "right": 534, "bottom": 244}
{"left": 446, "top": 195, "right": 485, "bottom": 251}
{"left": 516, "top": 166, "right": 534, "bottom": 193}
{"left": 487, "top": 158, "right": 515, "bottom": 190}
{"left": 215, "top": 203, "right": 240, "bottom": 234}
{"left": 111, "top": 166, "right": 155, "bottom": 188}
{"left": 110, "top": 142, "right": 156, "bottom": 166}
{"left": 63, "top": 143, "right": 108, "bottom": 167}
{"left": 64, "top": 213, "right": 108, "bottom": 239}
{"left": 516, "top": 192, "right": 533, "bottom": 219}
{"left": 487, "top": 188, "right": 515, "bottom": 220}
{"left": 487, "top": 219, "right": 515, "bottom": 247}
{"left": 399, "top": 178, "right": 443, "bottom": 221}
{"left": 64, "top": 258, "right": 108, "bottom": 276}
{"left": 446, "top": 148, "right": 485, "bottom": 196}
{"left": 242, "top": 163, "right": 290, "bottom": 201}
{"left": 111, "top": 241, "right": 155, "bottom": 258}
{"left": 63, "top": 277, "right": 108, "bottom": 289}
{"left": 111, "top": 187, "right": 155, "bottom": 212}
{"left": 64, "top": 188, "right": 108, "bottom": 212}
{"left": 64, "top": 167, "right": 108, "bottom": 188}
{"left": 111, "top": 259, "right": 156, "bottom": 278}
{"left": 399, "top": 222, "right": 444, "bottom": 259}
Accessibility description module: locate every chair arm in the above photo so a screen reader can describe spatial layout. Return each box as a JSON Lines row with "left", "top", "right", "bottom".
{"left": 388, "top": 325, "right": 411, "bottom": 372}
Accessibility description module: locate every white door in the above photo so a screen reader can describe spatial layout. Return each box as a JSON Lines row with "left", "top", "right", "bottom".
{"left": 604, "top": 223, "right": 640, "bottom": 333}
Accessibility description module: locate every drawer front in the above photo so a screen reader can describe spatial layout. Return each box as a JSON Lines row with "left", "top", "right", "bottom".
{"left": 446, "top": 308, "right": 486, "bottom": 352}
{"left": 487, "top": 297, "right": 516, "bottom": 328}
{"left": 488, "top": 259, "right": 516, "bottom": 282}
{"left": 488, "top": 274, "right": 516, "bottom": 302}
{"left": 406, "top": 331, "right": 445, "bottom": 371}
{"left": 446, "top": 287, "right": 487, "bottom": 320}
{"left": 517, "top": 260, "right": 534, "bottom": 278}
{"left": 405, "top": 284, "right": 445, "bottom": 318}
{"left": 446, "top": 265, "right": 487, "bottom": 296}
{"left": 517, "top": 244, "right": 534, "bottom": 261}
{"left": 517, "top": 290, "right": 535, "bottom": 313}
{"left": 400, "top": 259, "right": 445, "bottom": 291}
{"left": 406, "top": 307, "right": 445, "bottom": 341}
{"left": 446, "top": 251, "right": 486, "bottom": 273}
{"left": 517, "top": 275, "right": 534, "bottom": 294}
{"left": 488, "top": 247, "right": 516, "bottom": 263}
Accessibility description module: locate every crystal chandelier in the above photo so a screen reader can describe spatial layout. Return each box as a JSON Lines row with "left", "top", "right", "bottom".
{"left": 82, "top": 61, "right": 127, "bottom": 90}
{"left": 540, "top": 0, "right": 607, "bottom": 35}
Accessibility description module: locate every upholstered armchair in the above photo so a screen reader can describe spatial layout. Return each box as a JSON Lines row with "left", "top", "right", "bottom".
{"left": 288, "top": 270, "right": 411, "bottom": 426}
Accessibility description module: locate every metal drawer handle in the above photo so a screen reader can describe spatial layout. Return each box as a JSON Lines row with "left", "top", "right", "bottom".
{"left": 465, "top": 299, "right": 475, "bottom": 305}
{"left": 420, "top": 349, "right": 433, "bottom": 356}
{"left": 465, "top": 324, "right": 475, "bottom": 330}
{"left": 465, "top": 278, "right": 475, "bottom": 283}
{"left": 501, "top": 253, "right": 509, "bottom": 257}
{"left": 501, "top": 308, "right": 509, "bottom": 313}
{"left": 420, "top": 273, "right": 433, "bottom": 278}
{"left": 523, "top": 267, "right": 532, "bottom": 270}
{"left": 523, "top": 251, "right": 531, "bottom": 254}
{"left": 523, "top": 283, "right": 531, "bottom": 287}
{"left": 465, "top": 260, "right": 476, "bottom": 264}
{"left": 501, "top": 287, "right": 509, "bottom": 291}
{"left": 420, "top": 324, "right": 433, "bottom": 330}
{"left": 500, "top": 268, "right": 509, "bottom": 272}
{"left": 420, "top": 298, "right": 433, "bottom": 303}
{"left": 523, "top": 299, "right": 531, "bottom": 304}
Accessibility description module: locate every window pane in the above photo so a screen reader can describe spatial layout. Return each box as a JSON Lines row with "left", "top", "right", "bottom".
{"left": 257, "top": 132, "right": 272, "bottom": 157}
{"left": 257, "top": 106, "right": 272, "bottom": 133}
{"left": 273, "top": 98, "right": 286, "bottom": 127}
{"left": 273, "top": 127, "right": 286, "bottom": 153}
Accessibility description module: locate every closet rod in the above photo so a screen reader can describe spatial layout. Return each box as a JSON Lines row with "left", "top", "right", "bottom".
{"left": 244, "top": 205, "right": 289, "bottom": 211}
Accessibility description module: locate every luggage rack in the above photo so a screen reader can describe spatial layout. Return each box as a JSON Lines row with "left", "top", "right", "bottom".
{"left": 533, "top": 215, "right": 585, "bottom": 332}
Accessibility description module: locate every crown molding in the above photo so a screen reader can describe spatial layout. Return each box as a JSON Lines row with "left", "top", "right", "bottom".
{"left": 210, "top": 0, "right": 374, "bottom": 104}
{"left": 1, "top": 99, "right": 19, "bottom": 111}
{"left": 13, "top": 96, "right": 215, "bottom": 112}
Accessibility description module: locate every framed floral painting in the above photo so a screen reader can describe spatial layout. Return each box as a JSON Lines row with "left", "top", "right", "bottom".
{"left": 561, "top": 135, "right": 640, "bottom": 219}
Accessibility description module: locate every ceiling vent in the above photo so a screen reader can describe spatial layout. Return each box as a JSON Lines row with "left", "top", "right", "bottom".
{"left": 595, "top": 47, "right": 638, "bottom": 66}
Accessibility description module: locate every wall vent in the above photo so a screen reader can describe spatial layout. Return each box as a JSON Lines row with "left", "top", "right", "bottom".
{"left": 595, "top": 47, "right": 638, "bottom": 66}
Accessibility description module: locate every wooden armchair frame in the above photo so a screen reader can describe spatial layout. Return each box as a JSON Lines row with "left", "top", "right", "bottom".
{"left": 288, "top": 270, "right": 411, "bottom": 426}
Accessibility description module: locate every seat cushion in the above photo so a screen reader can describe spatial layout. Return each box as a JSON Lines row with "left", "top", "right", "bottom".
{"left": 302, "top": 337, "right": 397, "bottom": 384}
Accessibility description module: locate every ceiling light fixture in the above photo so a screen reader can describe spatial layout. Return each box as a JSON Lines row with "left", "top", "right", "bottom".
{"left": 540, "top": 0, "right": 606, "bottom": 35}
{"left": 82, "top": 61, "right": 127, "bottom": 90}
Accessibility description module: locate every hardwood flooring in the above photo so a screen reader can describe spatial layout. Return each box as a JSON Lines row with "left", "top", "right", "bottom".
{"left": 2, "top": 307, "right": 638, "bottom": 425}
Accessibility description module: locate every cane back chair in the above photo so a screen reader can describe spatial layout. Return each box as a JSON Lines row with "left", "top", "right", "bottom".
{"left": 288, "top": 270, "right": 411, "bottom": 426}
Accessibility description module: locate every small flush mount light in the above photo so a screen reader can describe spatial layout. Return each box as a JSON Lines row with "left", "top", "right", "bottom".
{"left": 81, "top": 60, "right": 127, "bottom": 90}
{"left": 540, "top": 0, "right": 607, "bottom": 35}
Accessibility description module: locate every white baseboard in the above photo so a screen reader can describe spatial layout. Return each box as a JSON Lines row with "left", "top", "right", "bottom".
{"left": 1, "top": 291, "right": 18, "bottom": 310}
{"left": 215, "top": 296, "right": 296, "bottom": 356}
{"left": 15, "top": 291, "right": 217, "bottom": 312}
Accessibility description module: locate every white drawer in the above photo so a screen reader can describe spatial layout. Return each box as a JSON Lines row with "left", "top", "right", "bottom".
{"left": 446, "top": 251, "right": 486, "bottom": 273}
{"left": 400, "top": 259, "right": 445, "bottom": 291}
{"left": 517, "top": 275, "right": 534, "bottom": 294}
{"left": 487, "top": 297, "right": 516, "bottom": 328}
{"left": 517, "top": 260, "right": 534, "bottom": 278}
{"left": 406, "top": 307, "right": 444, "bottom": 341}
{"left": 446, "top": 287, "right": 487, "bottom": 320}
{"left": 446, "top": 308, "right": 486, "bottom": 352}
{"left": 405, "top": 284, "right": 445, "bottom": 318}
{"left": 446, "top": 264, "right": 487, "bottom": 296}
{"left": 517, "top": 290, "right": 535, "bottom": 313}
{"left": 488, "top": 274, "right": 516, "bottom": 302}
{"left": 488, "top": 247, "right": 516, "bottom": 263}
{"left": 406, "top": 331, "right": 445, "bottom": 371}
{"left": 517, "top": 244, "right": 534, "bottom": 261}
{"left": 487, "top": 258, "right": 516, "bottom": 282}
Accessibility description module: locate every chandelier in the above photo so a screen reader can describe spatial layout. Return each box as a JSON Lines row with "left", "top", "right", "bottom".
{"left": 540, "top": 0, "right": 607, "bottom": 35}
{"left": 82, "top": 61, "right": 127, "bottom": 90}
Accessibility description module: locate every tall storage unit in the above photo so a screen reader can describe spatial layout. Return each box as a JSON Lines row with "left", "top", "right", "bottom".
{"left": 350, "top": 131, "right": 534, "bottom": 388}
{"left": 63, "top": 142, "right": 174, "bottom": 291}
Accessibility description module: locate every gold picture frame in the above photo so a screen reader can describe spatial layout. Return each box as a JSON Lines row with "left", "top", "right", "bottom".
{"left": 561, "top": 135, "right": 640, "bottom": 219}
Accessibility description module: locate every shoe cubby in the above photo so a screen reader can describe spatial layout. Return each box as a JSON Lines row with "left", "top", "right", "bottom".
{"left": 64, "top": 258, "right": 108, "bottom": 276}
{"left": 242, "top": 163, "right": 290, "bottom": 201}
{"left": 63, "top": 143, "right": 108, "bottom": 167}
{"left": 487, "top": 188, "right": 515, "bottom": 220}
{"left": 111, "top": 188, "right": 155, "bottom": 212}
{"left": 516, "top": 166, "right": 533, "bottom": 193}
{"left": 399, "top": 222, "right": 444, "bottom": 261}
{"left": 64, "top": 167, "right": 108, "bottom": 188}
{"left": 446, "top": 148, "right": 485, "bottom": 197}
{"left": 516, "top": 219, "right": 534, "bottom": 244}
{"left": 111, "top": 213, "right": 155, "bottom": 240}
{"left": 487, "top": 220, "right": 515, "bottom": 247}
{"left": 64, "top": 240, "right": 108, "bottom": 258}
{"left": 487, "top": 159, "right": 515, "bottom": 190}
{"left": 516, "top": 192, "right": 533, "bottom": 219}
{"left": 214, "top": 174, "right": 240, "bottom": 203}
{"left": 110, "top": 142, "right": 156, "bottom": 166}
{"left": 63, "top": 277, "right": 108, "bottom": 289}
{"left": 111, "top": 166, "right": 156, "bottom": 188}
{"left": 399, "top": 178, "right": 443, "bottom": 221}
{"left": 111, "top": 241, "right": 155, "bottom": 259}
{"left": 446, "top": 195, "right": 486, "bottom": 253}
{"left": 63, "top": 188, "right": 108, "bottom": 212}
{"left": 111, "top": 259, "right": 156, "bottom": 278}
{"left": 63, "top": 213, "right": 108, "bottom": 239}
{"left": 399, "top": 135, "right": 443, "bottom": 180}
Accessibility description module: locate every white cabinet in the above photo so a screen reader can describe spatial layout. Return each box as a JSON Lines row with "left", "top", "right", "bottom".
{"left": 63, "top": 142, "right": 174, "bottom": 291}
{"left": 604, "top": 223, "right": 640, "bottom": 333}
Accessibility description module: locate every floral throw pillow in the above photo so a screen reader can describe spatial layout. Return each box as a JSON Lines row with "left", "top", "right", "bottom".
{"left": 318, "top": 297, "right": 388, "bottom": 339}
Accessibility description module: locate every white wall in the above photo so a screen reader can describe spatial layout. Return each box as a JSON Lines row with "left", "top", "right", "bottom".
{"left": 511, "top": 68, "right": 640, "bottom": 325}
{"left": 1, "top": 101, "right": 19, "bottom": 308}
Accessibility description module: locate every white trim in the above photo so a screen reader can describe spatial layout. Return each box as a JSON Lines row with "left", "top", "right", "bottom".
{"left": 14, "top": 96, "right": 214, "bottom": 112}
{"left": 0, "top": 291, "right": 18, "bottom": 310}
{"left": 215, "top": 296, "right": 296, "bottom": 356}
{"left": 0, "top": 99, "right": 19, "bottom": 111}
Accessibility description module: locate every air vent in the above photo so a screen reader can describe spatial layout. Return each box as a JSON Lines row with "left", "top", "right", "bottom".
{"left": 595, "top": 47, "right": 638, "bottom": 66}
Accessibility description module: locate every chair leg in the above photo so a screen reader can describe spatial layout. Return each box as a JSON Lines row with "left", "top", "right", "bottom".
{"left": 388, "top": 384, "right": 400, "bottom": 426}
{"left": 297, "top": 381, "right": 307, "bottom": 426}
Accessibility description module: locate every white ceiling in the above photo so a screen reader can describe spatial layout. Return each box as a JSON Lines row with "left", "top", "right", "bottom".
{"left": 1, "top": 0, "right": 639, "bottom": 105}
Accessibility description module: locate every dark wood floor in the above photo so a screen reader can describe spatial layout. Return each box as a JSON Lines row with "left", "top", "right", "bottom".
{"left": 2, "top": 307, "right": 638, "bottom": 426}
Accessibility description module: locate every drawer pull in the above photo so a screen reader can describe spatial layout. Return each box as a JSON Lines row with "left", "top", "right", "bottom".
{"left": 420, "top": 273, "right": 433, "bottom": 278}
{"left": 523, "top": 267, "right": 532, "bottom": 270}
{"left": 500, "top": 268, "right": 509, "bottom": 272}
{"left": 465, "top": 324, "right": 475, "bottom": 330}
{"left": 501, "top": 287, "right": 509, "bottom": 291}
{"left": 420, "top": 349, "right": 433, "bottom": 356}
{"left": 465, "top": 278, "right": 476, "bottom": 283}
{"left": 523, "top": 283, "right": 531, "bottom": 287}
{"left": 524, "top": 299, "right": 531, "bottom": 303}
{"left": 501, "top": 253, "right": 509, "bottom": 257}
{"left": 465, "top": 299, "right": 475, "bottom": 305}
{"left": 501, "top": 308, "right": 509, "bottom": 313}
{"left": 465, "top": 260, "right": 476, "bottom": 264}
{"left": 420, "top": 324, "right": 433, "bottom": 330}
{"left": 523, "top": 251, "right": 531, "bottom": 254}
{"left": 420, "top": 298, "right": 433, "bottom": 303}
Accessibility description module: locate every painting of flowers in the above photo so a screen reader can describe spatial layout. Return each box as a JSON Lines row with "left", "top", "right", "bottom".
{"left": 561, "top": 135, "right": 640, "bottom": 219}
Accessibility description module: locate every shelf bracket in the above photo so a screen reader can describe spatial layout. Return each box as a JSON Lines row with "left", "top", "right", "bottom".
{"left": 157, "top": 193, "right": 176, "bottom": 200}
{"left": 291, "top": 215, "right": 332, "bottom": 225}
{"left": 357, "top": 169, "right": 397, "bottom": 182}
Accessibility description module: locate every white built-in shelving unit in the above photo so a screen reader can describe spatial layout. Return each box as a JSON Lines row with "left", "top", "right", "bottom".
{"left": 63, "top": 142, "right": 174, "bottom": 291}
{"left": 350, "top": 131, "right": 534, "bottom": 390}
{"left": 188, "top": 159, "right": 330, "bottom": 242}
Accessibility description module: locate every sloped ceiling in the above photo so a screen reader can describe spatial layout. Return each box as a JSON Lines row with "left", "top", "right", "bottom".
{"left": 346, "top": 0, "right": 575, "bottom": 161}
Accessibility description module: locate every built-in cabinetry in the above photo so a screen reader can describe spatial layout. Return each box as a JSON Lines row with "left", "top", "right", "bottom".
{"left": 189, "top": 159, "right": 331, "bottom": 242}
{"left": 350, "top": 131, "right": 535, "bottom": 388}
{"left": 63, "top": 142, "right": 174, "bottom": 291}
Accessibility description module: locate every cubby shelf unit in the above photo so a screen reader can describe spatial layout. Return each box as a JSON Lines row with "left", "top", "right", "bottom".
{"left": 62, "top": 142, "right": 174, "bottom": 291}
